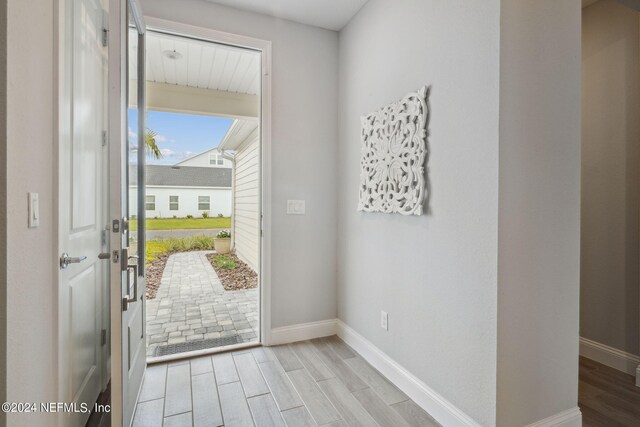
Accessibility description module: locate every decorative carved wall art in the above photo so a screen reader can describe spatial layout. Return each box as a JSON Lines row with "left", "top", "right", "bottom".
{"left": 358, "top": 86, "right": 429, "bottom": 215}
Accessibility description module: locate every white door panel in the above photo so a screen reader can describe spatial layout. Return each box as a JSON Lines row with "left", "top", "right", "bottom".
{"left": 59, "top": 0, "right": 107, "bottom": 425}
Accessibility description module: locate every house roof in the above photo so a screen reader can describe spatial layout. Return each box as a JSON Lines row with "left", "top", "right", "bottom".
{"left": 130, "top": 165, "right": 231, "bottom": 188}
{"left": 173, "top": 147, "right": 219, "bottom": 166}
{"left": 218, "top": 119, "right": 259, "bottom": 151}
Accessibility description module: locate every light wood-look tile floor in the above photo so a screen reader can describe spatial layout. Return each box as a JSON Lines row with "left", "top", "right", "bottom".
{"left": 132, "top": 336, "right": 441, "bottom": 427}
{"left": 579, "top": 356, "right": 640, "bottom": 426}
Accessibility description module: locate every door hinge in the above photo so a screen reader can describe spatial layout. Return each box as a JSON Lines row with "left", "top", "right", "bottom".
{"left": 101, "top": 9, "right": 109, "bottom": 47}
{"left": 101, "top": 329, "right": 107, "bottom": 346}
{"left": 101, "top": 28, "right": 108, "bottom": 47}
{"left": 102, "top": 130, "right": 107, "bottom": 146}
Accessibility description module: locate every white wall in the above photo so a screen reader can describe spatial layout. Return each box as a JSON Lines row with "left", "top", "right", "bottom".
{"left": 233, "top": 138, "right": 260, "bottom": 271}
{"left": 141, "top": 0, "right": 339, "bottom": 328}
{"left": 497, "top": 1, "right": 582, "bottom": 426}
{"left": 177, "top": 150, "right": 233, "bottom": 168}
{"left": 130, "top": 186, "right": 232, "bottom": 219}
{"left": 5, "top": 0, "right": 58, "bottom": 425}
{"left": 581, "top": 0, "right": 640, "bottom": 356}
{"left": 337, "top": 1, "right": 501, "bottom": 424}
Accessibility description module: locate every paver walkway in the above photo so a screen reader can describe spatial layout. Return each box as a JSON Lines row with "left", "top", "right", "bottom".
{"left": 145, "top": 250, "right": 258, "bottom": 357}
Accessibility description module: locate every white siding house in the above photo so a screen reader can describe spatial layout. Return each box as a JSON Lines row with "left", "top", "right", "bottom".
{"left": 175, "top": 148, "right": 233, "bottom": 168}
{"left": 232, "top": 139, "right": 259, "bottom": 271}
{"left": 129, "top": 165, "right": 231, "bottom": 218}
{"left": 218, "top": 119, "right": 260, "bottom": 271}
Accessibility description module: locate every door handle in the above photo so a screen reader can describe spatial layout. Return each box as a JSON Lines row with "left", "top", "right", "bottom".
{"left": 98, "top": 252, "right": 111, "bottom": 260}
{"left": 122, "top": 254, "right": 141, "bottom": 311}
{"left": 59, "top": 253, "right": 87, "bottom": 269}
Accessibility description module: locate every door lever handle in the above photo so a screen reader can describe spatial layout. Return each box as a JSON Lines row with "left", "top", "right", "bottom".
{"left": 59, "top": 253, "right": 87, "bottom": 269}
{"left": 98, "top": 252, "right": 111, "bottom": 260}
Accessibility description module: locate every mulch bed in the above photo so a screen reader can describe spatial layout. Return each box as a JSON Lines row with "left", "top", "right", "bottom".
{"left": 146, "top": 250, "right": 257, "bottom": 300}
{"left": 145, "top": 253, "right": 169, "bottom": 300}
{"left": 207, "top": 252, "right": 258, "bottom": 291}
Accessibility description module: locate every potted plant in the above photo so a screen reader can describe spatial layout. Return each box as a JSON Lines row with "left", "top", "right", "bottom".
{"left": 214, "top": 230, "right": 231, "bottom": 254}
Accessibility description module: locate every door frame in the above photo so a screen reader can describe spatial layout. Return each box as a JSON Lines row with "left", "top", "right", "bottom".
{"left": 143, "top": 17, "right": 273, "bottom": 346}
{"left": 107, "top": 0, "right": 126, "bottom": 425}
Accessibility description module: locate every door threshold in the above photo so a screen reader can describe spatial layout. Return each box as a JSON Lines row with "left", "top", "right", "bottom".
{"left": 146, "top": 341, "right": 262, "bottom": 365}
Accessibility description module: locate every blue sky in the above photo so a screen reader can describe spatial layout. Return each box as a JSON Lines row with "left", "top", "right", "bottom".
{"left": 128, "top": 109, "right": 233, "bottom": 165}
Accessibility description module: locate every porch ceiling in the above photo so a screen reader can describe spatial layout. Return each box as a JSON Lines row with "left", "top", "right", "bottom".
{"left": 144, "top": 30, "right": 260, "bottom": 95}
{"left": 129, "top": 30, "right": 261, "bottom": 119}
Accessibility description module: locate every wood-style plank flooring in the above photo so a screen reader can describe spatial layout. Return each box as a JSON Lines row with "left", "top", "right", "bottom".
{"left": 579, "top": 356, "right": 640, "bottom": 426}
{"left": 133, "top": 336, "right": 441, "bottom": 427}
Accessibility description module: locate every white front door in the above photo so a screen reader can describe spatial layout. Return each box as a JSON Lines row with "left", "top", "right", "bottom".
{"left": 58, "top": 0, "right": 108, "bottom": 425}
{"left": 109, "top": 1, "right": 147, "bottom": 425}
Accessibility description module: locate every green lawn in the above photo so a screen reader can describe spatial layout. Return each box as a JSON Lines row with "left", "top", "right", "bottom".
{"left": 131, "top": 217, "right": 231, "bottom": 231}
{"left": 145, "top": 236, "right": 216, "bottom": 264}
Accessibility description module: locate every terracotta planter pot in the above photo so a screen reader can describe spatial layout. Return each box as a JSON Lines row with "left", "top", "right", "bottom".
{"left": 214, "top": 238, "right": 231, "bottom": 254}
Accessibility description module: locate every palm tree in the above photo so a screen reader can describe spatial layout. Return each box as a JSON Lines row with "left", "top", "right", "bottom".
{"left": 145, "top": 128, "right": 163, "bottom": 159}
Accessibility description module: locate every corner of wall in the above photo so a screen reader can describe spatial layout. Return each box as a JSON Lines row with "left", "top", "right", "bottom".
{"left": 497, "top": 0, "right": 582, "bottom": 425}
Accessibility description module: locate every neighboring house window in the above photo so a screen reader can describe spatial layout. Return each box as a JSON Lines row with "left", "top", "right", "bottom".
{"left": 209, "top": 153, "right": 224, "bottom": 166}
{"left": 145, "top": 195, "right": 156, "bottom": 211}
{"left": 169, "top": 196, "right": 179, "bottom": 211}
{"left": 198, "top": 196, "right": 210, "bottom": 210}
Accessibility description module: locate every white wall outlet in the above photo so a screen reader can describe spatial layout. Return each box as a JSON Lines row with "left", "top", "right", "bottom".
{"left": 28, "top": 192, "right": 39, "bottom": 228}
{"left": 381, "top": 310, "right": 388, "bottom": 331}
{"left": 287, "top": 200, "right": 306, "bottom": 215}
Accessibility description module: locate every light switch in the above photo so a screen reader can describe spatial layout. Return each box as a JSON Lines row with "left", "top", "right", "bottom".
{"left": 286, "top": 200, "right": 306, "bottom": 215}
{"left": 28, "top": 192, "right": 40, "bottom": 228}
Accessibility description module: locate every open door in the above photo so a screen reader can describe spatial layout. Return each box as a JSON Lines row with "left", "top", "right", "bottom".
{"left": 109, "top": 0, "right": 146, "bottom": 425}
{"left": 58, "top": 0, "right": 109, "bottom": 425}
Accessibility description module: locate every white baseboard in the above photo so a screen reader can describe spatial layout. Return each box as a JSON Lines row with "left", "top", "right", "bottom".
{"left": 269, "top": 318, "right": 337, "bottom": 345}
{"left": 336, "top": 320, "right": 481, "bottom": 427}
{"left": 526, "top": 407, "right": 582, "bottom": 427}
{"left": 579, "top": 337, "right": 640, "bottom": 378}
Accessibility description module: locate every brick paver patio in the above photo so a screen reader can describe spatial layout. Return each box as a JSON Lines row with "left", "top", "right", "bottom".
{"left": 145, "top": 250, "right": 258, "bottom": 357}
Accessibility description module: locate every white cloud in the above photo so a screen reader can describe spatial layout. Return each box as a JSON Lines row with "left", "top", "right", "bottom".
{"left": 160, "top": 148, "right": 176, "bottom": 157}
{"left": 154, "top": 134, "right": 168, "bottom": 143}
{"left": 177, "top": 151, "right": 195, "bottom": 160}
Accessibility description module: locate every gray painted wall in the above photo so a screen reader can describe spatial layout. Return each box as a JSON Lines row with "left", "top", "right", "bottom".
{"left": 5, "top": 0, "right": 57, "bottom": 424}
{"left": 1, "top": 1, "right": 585, "bottom": 424}
{"left": 141, "top": 0, "right": 340, "bottom": 329}
{"left": 497, "top": 0, "right": 582, "bottom": 425}
{"left": 581, "top": 0, "right": 640, "bottom": 356}
{"left": 0, "top": 0, "right": 7, "bottom": 425}
{"left": 337, "top": 1, "right": 501, "bottom": 424}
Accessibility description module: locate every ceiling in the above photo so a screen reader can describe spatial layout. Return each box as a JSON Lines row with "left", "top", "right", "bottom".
{"left": 204, "top": 0, "right": 369, "bottom": 31}
{"left": 139, "top": 30, "right": 261, "bottom": 96}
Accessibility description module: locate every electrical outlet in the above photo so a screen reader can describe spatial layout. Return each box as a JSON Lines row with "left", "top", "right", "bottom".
{"left": 287, "top": 200, "right": 306, "bottom": 215}
{"left": 381, "top": 311, "right": 388, "bottom": 331}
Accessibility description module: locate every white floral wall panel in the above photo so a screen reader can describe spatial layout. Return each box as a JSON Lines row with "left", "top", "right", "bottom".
{"left": 358, "top": 86, "right": 429, "bottom": 215}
